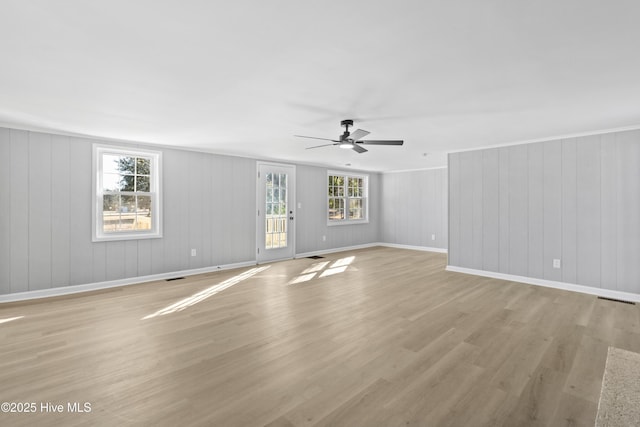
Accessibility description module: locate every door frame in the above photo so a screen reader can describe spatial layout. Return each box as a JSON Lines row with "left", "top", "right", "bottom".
{"left": 256, "top": 161, "right": 296, "bottom": 264}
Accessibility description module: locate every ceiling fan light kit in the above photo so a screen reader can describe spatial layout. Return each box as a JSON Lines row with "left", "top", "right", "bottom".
{"left": 294, "top": 119, "right": 404, "bottom": 154}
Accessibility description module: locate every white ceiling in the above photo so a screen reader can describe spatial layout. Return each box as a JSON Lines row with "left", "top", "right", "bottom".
{"left": 1, "top": 1, "right": 640, "bottom": 172}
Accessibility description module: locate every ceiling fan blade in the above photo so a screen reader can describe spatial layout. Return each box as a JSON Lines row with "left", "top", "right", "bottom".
{"left": 294, "top": 135, "right": 339, "bottom": 142}
{"left": 359, "top": 140, "right": 404, "bottom": 146}
{"left": 349, "top": 129, "right": 370, "bottom": 141}
{"left": 306, "top": 143, "right": 338, "bottom": 150}
{"left": 352, "top": 144, "right": 368, "bottom": 153}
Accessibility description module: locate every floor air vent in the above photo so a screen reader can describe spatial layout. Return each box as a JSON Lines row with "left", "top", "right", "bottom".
{"left": 166, "top": 277, "right": 185, "bottom": 282}
{"left": 307, "top": 255, "right": 325, "bottom": 259}
{"left": 597, "top": 296, "right": 636, "bottom": 305}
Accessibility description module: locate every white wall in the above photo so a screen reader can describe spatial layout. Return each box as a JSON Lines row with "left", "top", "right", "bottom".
{"left": 380, "top": 168, "right": 448, "bottom": 250}
{"left": 0, "top": 127, "right": 385, "bottom": 295}
{"left": 0, "top": 128, "right": 258, "bottom": 294}
{"left": 448, "top": 129, "right": 640, "bottom": 295}
{"left": 295, "top": 165, "right": 381, "bottom": 255}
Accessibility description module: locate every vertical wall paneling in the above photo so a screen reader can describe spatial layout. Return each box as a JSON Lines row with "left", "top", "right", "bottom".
{"left": 226, "top": 156, "right": 241, "bottom": 263}
{"left": 209, "top": 155, "right": 225, "bottom": 263}
{"left": 92, "top": 243, "right": 107, "bottom": 283}
{"left": 448, "top": 155, "right": 460, "bottom": 265}
{"left": 441, "top": 167, "right": 448, "bottom": 249}
{"left": 2, "top": 127, "right": 384, "bottom": 296}
{"left": 390, "top": 171, "right": 403, "bottom": 244}
{"left": 459, "top": 152, "right": 474, "bottom": 267}
{"left": 378, "top": 168, "right": 448, "bottom": 251}
{"left": 217, "top": 155, "right": 232, "bottom": 264}
{"left": 124, "top": 241, "right": 138, "bottom": 278}
{"left": 389, "top": 172, "right": 399, "bottom": 244}
{"left": 161, "top": 149, "right": 183, "bottom": 272}
{"left": 507, "top": 145, "right": 528, "bottom": 276}
{"left": 373, "top": 173, "right": 382, "bottom": 243}
{"left": 232, "top": 157, "right": 256, "bottom": 262}
{"left": 542, "top": 141, "right": 562, "bottom": 282}
{"left": 400, "top": 171, "right": 411, "bottom": 245}
{"left": 471, "top": 151, "right": 484, "bottom": 270}
{"left": 448, "top": 129, "right": 640, "bottom": 296}
{"left": 137, "top": 239, "right": 152, "bottom": 277}
{"left": 481, "top": 149, "right": 500, "bottom": 272}
{"left": 420, "top": 171, "right": 430, "bottom": 246}
{"left": 294, "top": 165, "right": 309, "bottom": 252}
{"left": 28, "top": 132, "right": 53, "bottom": 290}
{"left": 600, "top": 133, "right": 617, "bottom": 289}
{"left": 294, "top": 165, "right": 381, "bottom": 255}
{"left": 527, "top": 143, "right": 544, "bottom": 279}
{"left": 9, "top": 130, "right": 29, "bottom": 293}
{"left": 616, "top": 130, "right": 640, "bottom": 293}
{"left": 434, "top": 169, "right": 444, "bottom": 247}
{"left": 200, "top": 154, "right": 213, "bottom": 267}
{"left": 297, "top": 165, "right": 319, "bottom": 253}
{"left": 498, "top": 148, "right": 510, "bottom": 273}
{"left": 407, "top": 171, "right": 421, "bottom": 246}
{"left": 561, "top": 139, "right": 578, "bottom": 284}
{"left": 0, "top": 129, "right": 11, "bottom": 293}
{"left": 51, "top": 135, "right": 71, "bottom": 287}
{"left": 149, "top": 239, "right": 164, "bottom": 276}
{"left": 381, "top": 172, "right": 396, "bottom": 244}
{"left": 68, "top": 138, "right": 93, "bottom": 286}
{"left": 178, "top": 152, "right": 191, "bottom": 271}
{"left": 575, "top": 136, "right": 601, "bottom": 288}
{"left": 229, "top": 156, "right": 243, "bottom": 262}
{"left": 188, "top": 153, "right": 204, "bottom": 269}
{"left": 105, "top": 241, "right": 125, "bottom": 281}
{"left": 427, "top": 171, "right": 436, "bottom": 245}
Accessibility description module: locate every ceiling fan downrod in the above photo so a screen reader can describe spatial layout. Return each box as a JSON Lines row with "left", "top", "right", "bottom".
{"left": 340, "top": 119, "right": 354, "bottom": 140}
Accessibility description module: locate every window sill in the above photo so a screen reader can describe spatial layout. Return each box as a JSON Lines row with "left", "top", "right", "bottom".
{"left": 92, "top": 232, "right": 163, "bottom": 242}
{"left": 327, "top": 219, "right": 370, "bottom": 226}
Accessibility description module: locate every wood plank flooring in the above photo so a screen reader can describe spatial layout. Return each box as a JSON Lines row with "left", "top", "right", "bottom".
{"left": 1, "top": 247, "right": 638, "bottom": 426}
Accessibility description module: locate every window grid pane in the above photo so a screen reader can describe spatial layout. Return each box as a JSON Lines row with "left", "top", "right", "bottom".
{"left": 102, "top": 192, "right": 154, "bottom": 233}
{"left": 265, "top": 172, "right": 288, "bottom": 249}
{"left": 100, "top": 151, "right": 157, "bottom": 235}
{"left": 328, "top": 174, "right": 367, "bottom": 223}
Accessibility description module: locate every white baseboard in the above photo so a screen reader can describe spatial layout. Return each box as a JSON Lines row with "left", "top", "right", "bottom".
{"left": 0, "top": 260, "right": 257, "bottom": 304}
{"left": 378, "top": 242, "right": 448, "bottom": 254}
{"left": 296, "top": 242, "right": 447, "bottom": 259}
{"left": 445, "top": 265, "right": 640, "bottom": 303}
{"left": 2, "top": 243, "right": 443, "bottom": 303}
{"left": 295, "top": 243, "right": 379, "bottom": 259}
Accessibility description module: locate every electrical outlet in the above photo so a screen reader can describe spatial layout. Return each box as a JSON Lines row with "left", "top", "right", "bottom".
{"left": 553, "top": 259, "right": 561, "bottom": 269}
{"left": 322, "top": 235, "right": 326, "bottom": 242}
{"left": 431, "top": 234, "right": 436, "bottom": 241}
{"left": 191, "top": 249, "right": 197, "bottom": 257}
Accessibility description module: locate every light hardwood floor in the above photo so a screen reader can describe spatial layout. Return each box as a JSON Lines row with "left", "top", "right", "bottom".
{"left": 1, "top": 247, "right": 639, "bottom": 426}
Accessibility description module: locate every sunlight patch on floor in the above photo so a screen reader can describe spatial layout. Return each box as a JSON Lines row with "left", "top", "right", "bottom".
{"left": 319, "top": 265, "right": 347, "bottom": 277}
{"left": 302, "top": 261, "right": 330, "bottom": 274}
{"left": 0, "top": 316, "right": 24, "bottom": 325}
{"left": 289, "top": 272, "right": 317, "bottom": 284}
{"left": 142, "top": 266, "right": 270, "bottom": 320}
{"left": 331, "top": 256, "right": 354, "bottom": 268}
{"left": 289, "top": 256, "right": 355, "bottom": 284}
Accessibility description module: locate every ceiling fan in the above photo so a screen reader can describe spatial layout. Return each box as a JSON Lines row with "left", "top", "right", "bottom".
{"left": 294, "top": 119, "right": 404, "bottom": 153}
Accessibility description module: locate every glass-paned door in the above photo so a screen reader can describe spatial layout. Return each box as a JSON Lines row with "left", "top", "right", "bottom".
{"left": 257, "top": 163, "right": 295, "bottom": 263}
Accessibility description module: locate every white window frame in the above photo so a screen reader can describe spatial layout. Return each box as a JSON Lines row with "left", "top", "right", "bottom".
{"left": 327, "top": 170, "right": 369, "bottom": 226}
{"left": 92, "top": 144, "right": 163, "bottom": 242}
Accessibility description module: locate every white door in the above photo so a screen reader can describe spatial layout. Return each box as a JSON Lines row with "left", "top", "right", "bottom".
{"left": 257, "top": 162, "right": 296, "bottom": 263}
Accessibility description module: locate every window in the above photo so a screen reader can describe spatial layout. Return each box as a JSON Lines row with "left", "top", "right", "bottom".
{"left": 328, "top": 171, "right": 368, "bottom": 225}
{"left": 93, "top": 145, "right": 162, "bottom": 241}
